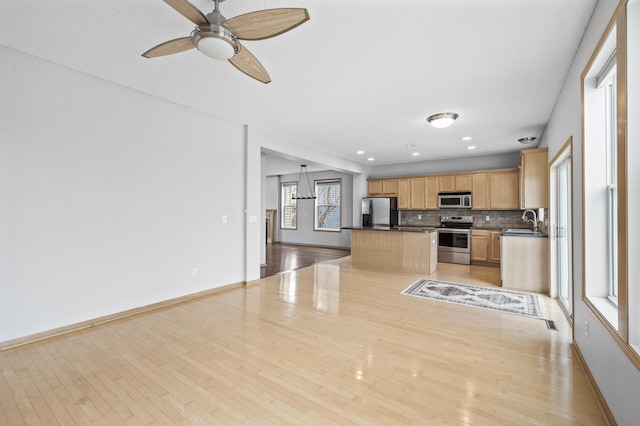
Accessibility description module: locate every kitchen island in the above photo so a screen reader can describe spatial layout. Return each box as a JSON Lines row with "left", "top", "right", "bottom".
{"left": 345, "top": 226, "right": 438, "bottom": 274}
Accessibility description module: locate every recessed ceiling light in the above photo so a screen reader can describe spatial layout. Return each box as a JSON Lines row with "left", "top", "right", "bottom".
{"left": 467, "top": 146, "right": 476, "bottom": 150}
{"left": 368, "top": 157, "right": 375, "bottom": 161}
{"left": 412, "top": 152, "right": 420, "bottom": 156}
{"left": 357, "top": 150, "right": 365, "bottom": 154}
{"left": 426, "top": 112, "right": 459, "bottom": 128}
{"left": 518, "top": 137, "right": 536, "bottom": 144}
{"left": 462, "top": 136, "right": 472, "bottom": 141}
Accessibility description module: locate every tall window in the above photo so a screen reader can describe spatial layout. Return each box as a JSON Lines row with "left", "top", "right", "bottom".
{"left": 603, "top": 59, "right": 618, "bottom": 302}
{"left": 314, "top": 179, "right": 341, "bottom": 231}
{"left": 280, "top": 182, "right": 297, "bottom": 229}
{"left": 583, "top": 31, "right": 619, "bottom": 330}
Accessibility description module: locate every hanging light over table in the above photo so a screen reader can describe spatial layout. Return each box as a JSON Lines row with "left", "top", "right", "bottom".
{"left": 293, "top": 165, "right": 316, "bottom": 199}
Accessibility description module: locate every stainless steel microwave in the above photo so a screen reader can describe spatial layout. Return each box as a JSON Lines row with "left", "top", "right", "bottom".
{"left": 438, "top": 193, "right": 471, "bottom": 209}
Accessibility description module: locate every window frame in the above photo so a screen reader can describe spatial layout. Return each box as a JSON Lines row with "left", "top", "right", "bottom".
{"left": 280, "top": 181, "right": 298, "bottom": 230}
{"left": 581, "top": 0, "right": 639, "bottom": 368}
{"left": 313, "top": 179, "right": 342, "bottom": 232}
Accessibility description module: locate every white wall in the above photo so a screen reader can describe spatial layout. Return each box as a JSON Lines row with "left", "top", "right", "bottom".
{"left": 540, "top": 0, "right": 640, "bottom": 423}
{"left": 0, "top": 47, "right": 246, "bottom": 342}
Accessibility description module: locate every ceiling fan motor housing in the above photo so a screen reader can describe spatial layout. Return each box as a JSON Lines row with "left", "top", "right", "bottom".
{"left": 191, "top": 24, "right": 239, "bottom": 59}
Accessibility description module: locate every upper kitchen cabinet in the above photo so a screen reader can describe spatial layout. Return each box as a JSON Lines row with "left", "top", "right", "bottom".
{"left": 472, "top": 173, "right": 490, "bottom": 209}
{"left": 520, "top": 148, "right": 549, "bottom": 208}
{"left": 367, "top": 179, "right": 398, "bottom": 197}
{"left": 438, "top": 173, "right": 472, "bottom": 192}
{"left": 397, "top": 177, "right": 432, "bottom": 210}
{"left": 425, "top": 176, "right": 438, "bottom": 209}
{"left": 397, "top": 179, "right": 411, "bottom": 209}
{"left": 410, "top": 177, "right": 425, "bottom": 210}
{"left": 472, "top": 169, "right": 519, "bottom": 210}
{"left": 490, "top": 169, "right": 520, "bottom": 209}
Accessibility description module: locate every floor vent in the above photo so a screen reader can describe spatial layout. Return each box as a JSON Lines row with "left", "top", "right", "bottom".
{"left": 545, "top": 320, "right": 558, "bottom": 331}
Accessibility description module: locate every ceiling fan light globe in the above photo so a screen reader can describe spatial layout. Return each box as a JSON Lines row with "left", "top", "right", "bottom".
{"left": 197, "top": 36, "right": 235, "bottom": 60}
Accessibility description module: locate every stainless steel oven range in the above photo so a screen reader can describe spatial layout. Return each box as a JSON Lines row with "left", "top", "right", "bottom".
{"left": 438, "top": 216, "right": 473, "bottom": 265}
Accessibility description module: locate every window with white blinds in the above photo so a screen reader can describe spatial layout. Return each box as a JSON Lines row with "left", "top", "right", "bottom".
{"left": 280, "top": 182, "right": 297, "bottom": 229}
{"left": 314, "top": 179, "right": 341, "bottom": 231}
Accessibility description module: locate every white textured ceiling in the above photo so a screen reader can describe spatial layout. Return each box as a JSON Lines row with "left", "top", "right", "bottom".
{"left": 0, "top": 0, "right": 596, "bottom": 170}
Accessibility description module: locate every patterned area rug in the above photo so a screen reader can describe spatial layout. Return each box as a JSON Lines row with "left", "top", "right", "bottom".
{"left": 401, "top": 279, "right": 548, "bottom": 320}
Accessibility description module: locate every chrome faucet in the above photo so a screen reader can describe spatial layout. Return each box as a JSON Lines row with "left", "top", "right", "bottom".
{"left": 522, "top": 209, "right": 538, "bottom": 232}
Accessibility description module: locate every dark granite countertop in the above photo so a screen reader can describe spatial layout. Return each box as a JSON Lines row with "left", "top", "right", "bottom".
{"left": 342, "top": 226, "right": 437, "bottom": 233}
{"left": 501, "top": 229, "right": 548, "bottom": 238}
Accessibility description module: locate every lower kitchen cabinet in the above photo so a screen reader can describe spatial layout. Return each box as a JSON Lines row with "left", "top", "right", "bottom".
{"left": 489, "top": 231, "right": 501, "bottom": 263}
{"left": 471, "top": 229, "right": 501, "bottom": 266}
{"left": 501, "top": 235, "right": 549, "bottom": 293}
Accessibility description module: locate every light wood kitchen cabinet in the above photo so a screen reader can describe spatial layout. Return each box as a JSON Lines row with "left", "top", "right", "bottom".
{"left": 351, "top": 229, "right": 437, "bottom": 274}
{"left": 454, "top": 173, "right": 472, "bottom": 191}
{"left": 397, "top": 179, "right": 411, "bottom": 209}
{"left": 438, "top": 173, "right": 472, "bottom": 192}
{"left": 368, "top": 180, "right": 383, "bottom": 196}
{"left": 501, "top": 235, "right": 549, "bottom": 293}
{"left": 398, "top": 177, "right": 428, "bottom": 210}
{"left": 520, "top": 147, "right": 549, "bottom": 208}
{"left": 471, "top": 169, "right": 519, "bottom": 210}
{"left": 438, "top": 175, "right": 455, "bottom": 192}
{"left": 489, "top": 231, "right": 501, "bottom": 263}
{"left": 410, "top": 177, "right": 425, "bottom": 209}
{"left": 367, "top": 179, "right": 398, "bottom": 197}
{"left": 471, "top": 230, "right": 490, "bottom": 262}
{"left": 471, "top": 229, "right": 501, "bottom": 265}
{"left": 489, "top": 170, "right": 520, "bottom": 209}
{"left": 425, "top": 176, "right": 438, "bottom": 209}
{"left": 472, "top": 173, "right": 490, "bottom": 209}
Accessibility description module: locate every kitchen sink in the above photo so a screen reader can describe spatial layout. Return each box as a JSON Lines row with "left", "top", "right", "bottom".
{"left": 503, "top": 228, "right": 540, "bottom": 234}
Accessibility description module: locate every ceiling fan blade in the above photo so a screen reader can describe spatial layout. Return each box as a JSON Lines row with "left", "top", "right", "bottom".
{"left": 142, "top": 37, "right": 195, "bottom": 58}
{"left": 163, "top": 0, "right": 208, "bottom": 25}
{"left": 229, "top": 43, "right": 271, "bottom": 84}
{"left": 225, "top": 8, "right": 309, "bottom": 41}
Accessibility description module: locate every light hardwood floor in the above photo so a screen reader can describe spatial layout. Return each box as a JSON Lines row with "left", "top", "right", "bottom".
{"left": 0, "top": 258, "right": 605, "bottom": 425}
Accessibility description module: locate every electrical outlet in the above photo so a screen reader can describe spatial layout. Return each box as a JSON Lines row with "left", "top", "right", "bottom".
{"left": 418, "top": 214, "right": 422, "bottom": 220}
{"left": 584, "top": 319, "right": 589, "bottom": 337}
{"left": 222, "top": 215, "right": 227, "bottom": 223}
{"left": 485, "top": 215, "right": 490, "bottom": 221}
{"left": 192, "top": 268, "right": 198, "bottom": 277}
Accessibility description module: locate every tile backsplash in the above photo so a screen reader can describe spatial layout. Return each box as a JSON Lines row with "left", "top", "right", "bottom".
{"left": 400, "top": 208, "right": 548, "bottom": 233}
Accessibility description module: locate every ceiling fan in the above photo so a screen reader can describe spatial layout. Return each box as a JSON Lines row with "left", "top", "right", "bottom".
{"left": 142, "top": 0, "right": 310, "bottom": 84}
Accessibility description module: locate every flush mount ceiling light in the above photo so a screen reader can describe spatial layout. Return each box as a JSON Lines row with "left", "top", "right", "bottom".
{"left": 518, "top": 137, "right": 537, "bottom": 144}
{"left": 427, "top": 112, "right": 459, "bottom": 128}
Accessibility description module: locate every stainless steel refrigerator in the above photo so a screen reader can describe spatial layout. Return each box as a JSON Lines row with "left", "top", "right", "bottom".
{"left": 361, "top": 197, "right": 398, "bottom": 227}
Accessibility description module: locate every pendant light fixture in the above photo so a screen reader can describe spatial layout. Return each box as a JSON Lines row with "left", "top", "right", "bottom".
{"left": 293, "top": 165, "right": 316, "bottom": 199}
